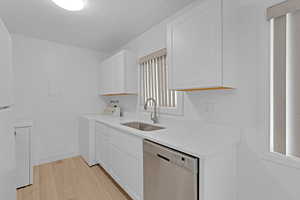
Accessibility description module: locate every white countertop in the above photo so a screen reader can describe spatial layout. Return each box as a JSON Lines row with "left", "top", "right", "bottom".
{"left": 82, "top": 114, "right": 241, "bottom": 158}
{"left": 14, "top": 120, "right": 33, "bottom": 128}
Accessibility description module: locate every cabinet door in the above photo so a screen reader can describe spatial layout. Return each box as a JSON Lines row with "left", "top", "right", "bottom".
{"left": 109, "top": 144, "right": 141, "bottom": 200}
{"left": 168, "top": 0, "right": 222, "bottom": 90}
{"left": 95, "top": 130, "right": 103, "bottom": 165}
{"left": 15, "top": 128, "right": 30, "bottom": 188}
{"left": 79, "top": 117, "right": 91, "bottom": 165}
{"left": 99, "top": 50, "right": 137, "bottom": 95}
{"left": 95, "top": 123, "right": 109, "bottom": 170}
{"left": 99, "top": 59, "right": 114, "bottom": 95}
{"left": 108, "top": 128, "right": 142, "bottom": 200}
{"left": 99, "top": 52, "right": 125, "bottom": 95}
{"left": 111, "top": 52, "right": 125, "bottom": 94}
{"left": 96, "top": 133, "right": 109, "bottom": 170}
{"left": 108, "top": 144, "right": 123, "bottom": 185}
{"left": 120, "top": 153, "right": 140, "bottom": 200}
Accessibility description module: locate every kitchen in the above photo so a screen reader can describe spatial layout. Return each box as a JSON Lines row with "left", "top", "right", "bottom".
{"left": 1, "top": 0, "right": 300, "bottom": 200}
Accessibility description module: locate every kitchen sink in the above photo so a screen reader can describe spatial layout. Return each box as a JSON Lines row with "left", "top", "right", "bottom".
{"left": 121, "top": 122, "right": 165, "bottom": 132}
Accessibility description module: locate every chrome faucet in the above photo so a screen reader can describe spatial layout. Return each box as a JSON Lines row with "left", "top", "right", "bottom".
{"left": 144, "top": 98, "right": 158, "bottom": 124}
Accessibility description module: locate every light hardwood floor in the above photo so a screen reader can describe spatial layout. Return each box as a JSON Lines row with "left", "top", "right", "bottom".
{"left": 17, "top": 156, "right": 132, "bottom": 200}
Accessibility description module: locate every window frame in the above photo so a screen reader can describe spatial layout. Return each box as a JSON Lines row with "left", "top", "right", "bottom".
{"left": 266, "top": 0, "right": 300, "bottom": 167}
{"left": 138, "top": 49, "right": 184, "bottom": 116}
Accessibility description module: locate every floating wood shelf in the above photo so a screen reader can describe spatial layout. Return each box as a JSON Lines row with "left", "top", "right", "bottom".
{"left": 176, "top": 87, "right": 234, "bottom": 92}
{"left": 101, "top": 93, "right": 137, "bottom": 97}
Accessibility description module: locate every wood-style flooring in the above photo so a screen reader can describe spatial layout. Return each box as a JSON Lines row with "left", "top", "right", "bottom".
{"left": 17, "top": 156, "right": 132, "bottom": 200}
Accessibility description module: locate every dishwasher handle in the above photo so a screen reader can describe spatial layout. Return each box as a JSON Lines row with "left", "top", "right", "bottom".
{"left": 157, "top": 153, "right": 171, "bottom": 162}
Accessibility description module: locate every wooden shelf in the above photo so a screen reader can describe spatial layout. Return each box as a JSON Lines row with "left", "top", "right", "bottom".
{"left": 176, "top": 87, "right": 234, "bottom": 92}
{"left": 101, "top": 93, "right": 137, "bottom": 97}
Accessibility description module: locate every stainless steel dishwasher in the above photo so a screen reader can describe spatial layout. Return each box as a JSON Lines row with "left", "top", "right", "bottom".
{"left": 143, "top": 140, "right": 199, "bottom": 200}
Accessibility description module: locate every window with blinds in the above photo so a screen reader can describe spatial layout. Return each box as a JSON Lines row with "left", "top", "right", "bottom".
{"left": 139, "top": 48, "right": 177, "bottom": 108}
{"left": 268, "top": 0, "right": 300, "bottom": 158}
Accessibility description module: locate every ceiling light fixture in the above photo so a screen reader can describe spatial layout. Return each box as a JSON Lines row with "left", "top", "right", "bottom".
{"left": 51, "top": 0, "right": 86, "bottom": 11}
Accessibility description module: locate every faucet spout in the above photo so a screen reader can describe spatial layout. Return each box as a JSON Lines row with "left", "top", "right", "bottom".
{"left": 144, "top": 98, "right": 158, "bottom": 124}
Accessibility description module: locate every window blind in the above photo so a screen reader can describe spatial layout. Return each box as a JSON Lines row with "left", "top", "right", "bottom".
{"left": 271, "top": 15, "right": 287, "bottom": 154}
{"left": 269, "top": 0, "right": 300, "bottom": 157}
{"left": 139, "top": 49, "right": 177, "bottom": 108}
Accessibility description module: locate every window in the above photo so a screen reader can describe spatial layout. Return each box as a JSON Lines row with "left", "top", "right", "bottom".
{"left": 139, "top": 48, "right": 183, "bottom": 115}
{"left": 268, "top": 1, "right": 300, "bottom": 158}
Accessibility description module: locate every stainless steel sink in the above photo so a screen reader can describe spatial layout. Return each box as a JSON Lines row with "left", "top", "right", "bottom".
{"left": 121, "top": 122, "right": 165, "bottom": 132}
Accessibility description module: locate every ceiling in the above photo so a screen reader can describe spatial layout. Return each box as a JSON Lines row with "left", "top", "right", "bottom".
{"left": 0, "top": 0, "right": 195, "bottom": 53}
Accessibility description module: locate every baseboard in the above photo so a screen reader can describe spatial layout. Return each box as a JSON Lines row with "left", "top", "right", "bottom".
{"left": 36, "top": 152, "right": 79, "bottom": 166}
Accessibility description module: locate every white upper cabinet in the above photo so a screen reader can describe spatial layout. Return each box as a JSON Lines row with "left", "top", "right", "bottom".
{"left": 167, "top": 0, "right": 236, "bottom": 91}
{"left": 0, "top": 19, "right": 13, "bottom": 107}
{"left": 99, "top": 50, "right": 138, "bottom": 96}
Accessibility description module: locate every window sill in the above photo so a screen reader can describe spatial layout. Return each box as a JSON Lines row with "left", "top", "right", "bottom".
{"left": 261, "top": 152, "right": 300, "bottom": 169}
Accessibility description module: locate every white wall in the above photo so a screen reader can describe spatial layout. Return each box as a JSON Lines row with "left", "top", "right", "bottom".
{"left": 111, "top": 0, "right": 300, "bottom": 199}
{"left": 12, "top": 34, "right": 108, "bottom": 165}
{"left": 110, "top": 1, "right": 209, "bottom": 121}
{"left": 235, "top": 1, "right": 300, "bottom": 200}
{"left": 0, "top": 18, "right": 15, "bottom": 200}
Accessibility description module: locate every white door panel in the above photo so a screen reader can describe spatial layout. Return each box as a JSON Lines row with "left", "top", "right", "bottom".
{"left": 15, "top": 128, "right": 30, "bottom": 188}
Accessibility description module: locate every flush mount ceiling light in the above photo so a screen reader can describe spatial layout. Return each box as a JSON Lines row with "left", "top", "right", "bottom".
{"left": 51, "top": 0, "right": 86, "bottom": 11}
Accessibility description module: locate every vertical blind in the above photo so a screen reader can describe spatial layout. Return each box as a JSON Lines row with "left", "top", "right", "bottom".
{"left": 271, "top": 15, "right": 287, "bottom": 155}
{"left": 268, "top": 0, "right": 300, "bottom": 158}
{"left": 139, "top": 49, "right": 177, "bottom": 108}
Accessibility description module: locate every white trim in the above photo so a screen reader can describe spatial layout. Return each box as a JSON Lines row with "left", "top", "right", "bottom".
{"left": 29, "top": 127, "right": 33, "bottom": 185}
{"left": 37, "top": 152, "right": 78, "bottom": 166}
{"left": 267, "top": 0, "right": 300, "bottom": 20}
{"left": 139, "top": 48, "right": 167, "bottom": 64}
{"left": 138, "top": 48, "right": 184, "bottom": 116}
{"left": 266, "top": 16, "right": 272, "bottom": 155}
{"left": 265, "top": 1, "right": 300, "bottom": 170}
{"left": 270, "top": 19, "right": 274, "bottom": 153}
{"left": 262, "top": 152, "right": 300, "bottom": 169}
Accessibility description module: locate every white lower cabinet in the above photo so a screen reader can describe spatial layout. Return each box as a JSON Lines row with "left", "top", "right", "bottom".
{"left": 95, "top": 122, "right": 143, "bottom": 200}
{"left": 79, "top": 117, "right": 97, "bottom": 166}
{"left": 92, "top": 121, "right": 237, "bottom": 200}
{"left": 95, "top": 122, "right": 110, "bottom": 171}
{"left": 108, "top": 144, "right": 123, "bottom": 183}
{"left": 109, "top": 144, "right": 141, "bottom": 199}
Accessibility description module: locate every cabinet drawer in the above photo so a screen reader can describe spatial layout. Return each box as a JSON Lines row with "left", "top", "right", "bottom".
{"left": 109, "top": 127, "right": 142, "bottom": 158}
